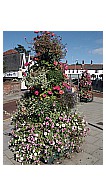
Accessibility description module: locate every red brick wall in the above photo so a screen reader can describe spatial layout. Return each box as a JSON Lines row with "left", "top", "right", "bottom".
{"left": 3, "top": 81, "right": 21, "bottom": 94}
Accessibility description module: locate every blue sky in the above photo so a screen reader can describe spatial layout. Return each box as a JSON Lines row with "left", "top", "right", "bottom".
{"left": 3, "top": 31, "right": 103, "bottom": 64}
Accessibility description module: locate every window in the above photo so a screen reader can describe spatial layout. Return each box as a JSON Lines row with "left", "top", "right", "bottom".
{"left": 72, "top": 69, "right": 74, "bottom": 73}
{"left": 77, "top": 69, "right": 78, "bottom": 73}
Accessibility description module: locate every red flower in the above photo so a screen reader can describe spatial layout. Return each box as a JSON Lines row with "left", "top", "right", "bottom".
{"left": 53, "top": 86, "right": 61, "bottom": 91}
{"left": 24, "top": 62, "right": 30, "bottom": 66}
{"left": 53, "top": 61, "right": 58, "bottom": 66}
{"left": 59, "top": 90, "right": 64, "bottom": 95}
{"left": 22, "top": 72, "right": 26, "bottom": 77}
{"left": 51, "top": 33, "right": 55, "bottom": 36}
{"left": 46, "top": 31, "right": 50, "bottom": 35}
{"left": 34, "top": 31, "right": 39, "bottom": 33}
{"left": 34, "top": 91, "right": 39, "bottom": 96}
{"left": 33, "top": 57, "right": 39, "bottom": 61}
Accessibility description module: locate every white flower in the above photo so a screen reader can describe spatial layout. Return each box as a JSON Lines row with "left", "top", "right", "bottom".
{"left": 78, "top": 126, "right": 82, "bottom": 131}
{"left": 29, "top": 154, "right": 33, "bottom": 159}
{"left": 35, "top": 133, "right": 38, "bottom": 137}
{"left": 24, "top": 138, "right": 26, "bottom": 142}
{"left": 44, "top": 132, "right": 47, "bottom": 136}
{"left": 20, "top": 157, "right": 24, "bottom": 161}
{"left": 56, "top": 123, "right": 59, "bottom": 127}
{"left": 34, "top": 152, "right": 37, "bottom": 156}
{"left": 35, "top": 137, "right": 37, "bottom": 141}
{"left": 16, "top": 154, "right": 19, "bottom": 158}
{"left": 62, "top": 123, "right": 65, "bottom": 128}
{"left": 33, "top": 149, "right": 35, "bottom": 153}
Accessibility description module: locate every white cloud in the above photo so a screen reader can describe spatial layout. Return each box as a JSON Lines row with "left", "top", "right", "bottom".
{"left": 89, "top": 48, "right": 103, "bottom": 55}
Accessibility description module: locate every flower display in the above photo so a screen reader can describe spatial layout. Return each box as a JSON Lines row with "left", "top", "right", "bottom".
{"left": 9, "top": 31, "right": 89, "bottom": 164}
{"left": 79, "top": 71, "right": 93, "bottom": 102}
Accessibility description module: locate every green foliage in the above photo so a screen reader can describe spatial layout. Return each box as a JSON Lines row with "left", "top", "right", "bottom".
{"left": 46, "top": 68, "right": 64, "bottom": 86}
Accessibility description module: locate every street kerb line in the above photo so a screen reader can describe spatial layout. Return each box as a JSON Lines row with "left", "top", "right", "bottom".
{"left": 88, "top": 122, "right": 103, "bottom": 130}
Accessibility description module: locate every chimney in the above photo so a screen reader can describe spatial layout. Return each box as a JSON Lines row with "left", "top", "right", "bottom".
{"left": 82, "top": 60, "right": 84, "bottom": 69}
{"left": 91, "top": 60, "right": 93, "bottom": 64}
{"left": 82, "top": 60, "right": 84, "bottom": 65}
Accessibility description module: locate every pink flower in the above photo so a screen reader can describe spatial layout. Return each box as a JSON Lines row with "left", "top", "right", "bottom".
{"left": 34, "top": 31, "right": 39, "bottom": 33}
{"left": 24, "top": 62, "right": 30, "bottom": 66}
{"left": 64, "top": 65, "right": 68, "bottom": 70}
{"left": 34, "top": 90, "right": 39, "bottom": 96}
{"left": 58, "top": 148, "right": 61, "bottom": 152}
{"left": 51, "top": 123, "right": 54, "bottom": 128}
{"left": 46, "top": 121, "right": 49, "bottom": 126}
{"left": 42, "top": 94, "right": 47, "bottom": 98}
{"left": 48, "top": 91, "right": 52, "bottom": 95}
{"left": 63, "top": 73, "right": 68, "bottom": 78}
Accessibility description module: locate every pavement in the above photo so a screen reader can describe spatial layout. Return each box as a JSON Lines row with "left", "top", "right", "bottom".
{"left": 3, "top": 91, "right": 103, "bottom": 165}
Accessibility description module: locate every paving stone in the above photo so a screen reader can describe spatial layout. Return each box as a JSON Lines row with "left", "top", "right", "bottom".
{"left": 70, "top": 152, "right": 99, "bottom": 165}
{"left": 61, "top": 159, "right": 76, "bottom": 165}
{"left": 95, "top": 132, "right": 103, "bottom": 139}
{"left": 85, "top": 135, "right": 100, "bottom": 144}
{"left": 88, "top": 130, "right": 101, "bottom": 137}
{"left": 3, "top": 135, "right": 10, "bottom": 151}
{"left": 81, "top": 143, "right": 99, "bottom": 155}
{"left": 93, "top": 138, "right": 103, "bottom": 148}
{"left": 3, "top": 155, "right": 14, "bottom": 165}
{"left": 4, "top": 149, "right": 14, "bottom": 159}
{"left": 94, "top": 159, "right": 103, "bottom": 165}
{"left": 91, "top": 148, "right": 103, "bottom": 161}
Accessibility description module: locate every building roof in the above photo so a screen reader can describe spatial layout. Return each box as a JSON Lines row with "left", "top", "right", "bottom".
{"left": 68, "top": 64, "right": 103, "bottom": 70}
{"left": 3, "top": 49, "right": 18, "bottom": 56}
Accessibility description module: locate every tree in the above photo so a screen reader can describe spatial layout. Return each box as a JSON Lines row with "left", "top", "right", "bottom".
{"left": 14, "top": 44, "right": 31, "bottom": 56}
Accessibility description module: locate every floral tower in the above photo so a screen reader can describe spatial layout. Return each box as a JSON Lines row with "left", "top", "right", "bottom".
{"left": 9, "top": 31, "right": 89, "bottom": 164}
{"left": 79, "top": 70, "right": 93, "bottom": 102}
